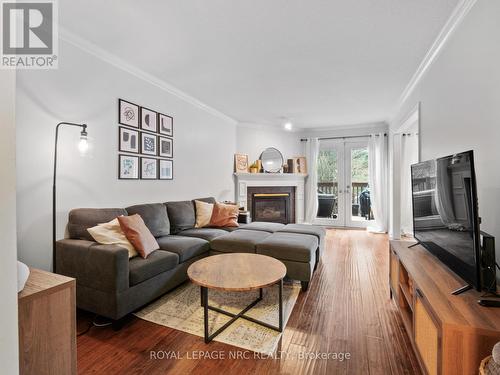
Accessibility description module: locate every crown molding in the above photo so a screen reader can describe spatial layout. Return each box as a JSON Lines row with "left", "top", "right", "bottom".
{"left": 301, "top": 121, "right": 388, "bottom": 133}
{"left": 59, "top": 27, "right": 238, "bottom": 125}
{"left": 393, "top": 0, "right": 478, "bottom": 115}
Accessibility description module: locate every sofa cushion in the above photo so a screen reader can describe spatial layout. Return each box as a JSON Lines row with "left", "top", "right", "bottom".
{"left": 68, "top": 208, "right": 128, "bottom": 241}
{"left": 125, "top": 203, "right": 170, "bottom": 237}
{"left": 221, "top": 225, "right": 245, "bottom": 232}
{"left": 156, "top": 235, "right": 210, "bottom": 262}
{"left": 178, "top": 228, "right": 228, "bottom": 241}
{"left": 128, "top": 250, "right": 179, "bottom": 286}
{"left": 238, "top": 222, "right": 286, "bottom": 233}
{"left": 256, "top": 232, "right": 318, "bottom": 262}
{"left": 210, "top": 230, "right": 271, "bottom": 254}
{"left": 165, "top": 200, "right": 196, "bottom": 234}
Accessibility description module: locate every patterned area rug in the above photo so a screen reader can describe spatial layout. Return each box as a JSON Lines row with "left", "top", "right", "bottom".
{"left": 134, "top": 281, "right": 301, "bottom": 354}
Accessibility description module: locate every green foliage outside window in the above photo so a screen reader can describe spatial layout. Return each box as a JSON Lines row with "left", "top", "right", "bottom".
{"left": 317, "top": 148, "right": 368, "bottom": 183}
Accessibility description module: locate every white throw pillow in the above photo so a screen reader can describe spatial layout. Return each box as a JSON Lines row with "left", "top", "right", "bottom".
{"left": 194, "top": 200, "right": 214, "bottom": 228}
{"left": 87, "top": 218, "right": 138, "bottom": 258}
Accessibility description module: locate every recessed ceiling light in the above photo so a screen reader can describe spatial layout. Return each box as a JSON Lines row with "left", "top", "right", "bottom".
{"left": 283, "top": 121, "right": 293, "bottom": 131}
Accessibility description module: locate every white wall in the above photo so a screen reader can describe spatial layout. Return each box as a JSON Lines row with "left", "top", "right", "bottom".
{"left": 236, "top": 123, "right": 303, "bottom": 164}
{"left": 391, "top": 0, "right": 500, "bottom": 259}
{"left": 16, "top": 40, "right": 236, "bottom": 271}
{"left": 0, "top": 70, "right": 20, "bottom": 373}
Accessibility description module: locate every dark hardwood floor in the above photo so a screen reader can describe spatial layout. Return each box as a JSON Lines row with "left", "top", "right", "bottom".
{"left": 77, "top": 229, "right": 422, "bottom": 375}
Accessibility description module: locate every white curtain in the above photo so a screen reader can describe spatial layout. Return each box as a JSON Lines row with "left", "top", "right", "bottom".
{"left": 400, "top": 134, "right": 419, "bottom": 235}
{"left": 367, "top": 133, "right": 388, "bottom": 233}
{"left": 304, "top": 138, "right": 319, "bottom": 223}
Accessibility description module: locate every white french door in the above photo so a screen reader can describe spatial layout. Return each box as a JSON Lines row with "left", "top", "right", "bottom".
{"left": 314, "top": 139, "right": 371, "bottom": 228}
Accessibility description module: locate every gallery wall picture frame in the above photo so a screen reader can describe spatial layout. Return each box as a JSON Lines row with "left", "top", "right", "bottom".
{"left": 119, "top": 126, "right": 139, "bottom": 154}
{"left": 234, "top": 153, "right": 249, "bottom": 173}
{"left": 141, "top": 107, "right": 158, "bottom": 133}
{"left": 140, "top": 157, "right": 158, "bottom": 179}
{"left": 158, "top": 136, "right": 173, "bottom": 158}
{"left": 119, "top": 99, "right": 140, "bottom": 128}
{"left": 119, "top": 154, "right": 139, "bottom": 179}
{"left": 158, "top": 113, "right": 173, "bottom": 137}
{"left": 159, "top": 159, "right": 173, "bottom": 180}
{"left": 140, "top": 132, "right": 157, "bottom": 155}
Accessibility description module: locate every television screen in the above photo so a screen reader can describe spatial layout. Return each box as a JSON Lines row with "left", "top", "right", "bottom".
{"left": 411, "top": 150, "right": 481, "bottom": 290}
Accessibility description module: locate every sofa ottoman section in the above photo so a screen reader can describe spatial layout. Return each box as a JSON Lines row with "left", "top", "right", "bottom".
{"left": 256, "top": 232, "right": 318, "bottom": 291}
{"left": 237, "top": 222, "right": 286, "bottom": 233}
{"left": 210, "top": 229, "right": 271, "bottom": 254}
{"left": 277, "top": 223, "right": 326, "bottom": 269}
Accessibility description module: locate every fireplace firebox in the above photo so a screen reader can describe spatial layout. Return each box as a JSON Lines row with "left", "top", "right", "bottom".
{"left": 247, "top": 186, "right": 295, "bottom": 224}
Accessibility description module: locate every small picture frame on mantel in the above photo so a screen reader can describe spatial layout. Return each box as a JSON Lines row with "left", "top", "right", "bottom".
{"left": 234, "top": 153, "right": 249, "bottom": 173}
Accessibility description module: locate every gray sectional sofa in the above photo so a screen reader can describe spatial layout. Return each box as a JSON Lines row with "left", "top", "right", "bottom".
{"left": 56, "top": 197, "right": 325, "bottom": 321}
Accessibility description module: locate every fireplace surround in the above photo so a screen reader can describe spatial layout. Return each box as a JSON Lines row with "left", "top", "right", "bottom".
{"left": 234, "top": 173, "right": 307, "bottom": 223}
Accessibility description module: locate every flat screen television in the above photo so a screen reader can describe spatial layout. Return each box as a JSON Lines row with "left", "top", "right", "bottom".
{"left": 410, "top": 150, "right": 481, "bottom": 291}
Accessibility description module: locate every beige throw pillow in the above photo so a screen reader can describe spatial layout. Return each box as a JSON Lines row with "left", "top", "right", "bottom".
{"left": 194, "top": 200, "right": 214, "bottom": 228}
{"left": 87, "top": 218, "right": 138, "bottom": 258}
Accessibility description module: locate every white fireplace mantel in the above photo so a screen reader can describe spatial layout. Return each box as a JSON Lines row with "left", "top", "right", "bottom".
{"left": 234, "top": 173, "right": 308, "bottom": 223}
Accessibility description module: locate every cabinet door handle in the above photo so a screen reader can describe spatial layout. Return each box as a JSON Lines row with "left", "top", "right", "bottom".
{"left": 416, "top": 288, "right": 423, "bottom": 298}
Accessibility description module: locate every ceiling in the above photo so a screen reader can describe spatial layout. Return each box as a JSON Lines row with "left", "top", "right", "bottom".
{"left": 60, "top": 0, "right": 459, "bottom": 128}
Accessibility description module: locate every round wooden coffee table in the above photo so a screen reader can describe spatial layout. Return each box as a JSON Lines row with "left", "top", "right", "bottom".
{"left": 187, "top": 253, "right": 286, "bottom": 343}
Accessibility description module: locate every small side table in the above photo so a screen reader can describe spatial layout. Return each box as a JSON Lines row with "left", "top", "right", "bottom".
{"left": 18, "top": 268, "right": 76, "bottom": 375}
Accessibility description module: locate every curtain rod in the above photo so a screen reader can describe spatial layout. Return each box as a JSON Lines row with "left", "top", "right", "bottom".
{"left": 300, "top": 133, "right": 387, "bottom": 142}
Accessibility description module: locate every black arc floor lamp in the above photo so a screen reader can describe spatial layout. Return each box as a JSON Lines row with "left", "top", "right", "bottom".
{"left": 53, "top": 122, "right": 88, "bottom": 273}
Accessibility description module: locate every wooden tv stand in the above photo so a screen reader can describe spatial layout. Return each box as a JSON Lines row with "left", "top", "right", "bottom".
{"left": 389, "top": 240, "right": 500, "bottom": 375}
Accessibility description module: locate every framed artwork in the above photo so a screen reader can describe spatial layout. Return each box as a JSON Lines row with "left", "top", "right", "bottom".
{"left": 140, "top": 132, "right": 157, "bottom": 155}
{"left": 234, "top": 153, "right": 249, "bottom": 173}
{"left": 158, "top": 113, "right": 173, "bottom": 136}
{"left": 159, "top": 159, "right": 173, "bottom": 180}
{"left": 119, "top": 99, "right": 139, "bottom": 128}
{"left": 158, "top": 136, "right": 173, "bottom": 158}
{"left": 141, "top": 107, "right": 158, "bottom": 133}
{"left": 141, "top": 157, "right": 158, "bottom": 179}
{"left": 119, "top": 155, "right": 139, "bottom": 179}
{"left": 119, "top": 127, "right": 139, "bottom": 153}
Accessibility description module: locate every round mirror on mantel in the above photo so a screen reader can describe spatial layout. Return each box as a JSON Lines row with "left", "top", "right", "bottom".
{"left": 260, "top": 147, "right": 284, "bottom": 173}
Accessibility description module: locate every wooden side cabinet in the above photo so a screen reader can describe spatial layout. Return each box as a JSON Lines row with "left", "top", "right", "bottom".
{"left": 18, "top": 268, "right": 76, "bottom": 375}
{"left": 389, "top": 241, "right": 500, "bottom": 375}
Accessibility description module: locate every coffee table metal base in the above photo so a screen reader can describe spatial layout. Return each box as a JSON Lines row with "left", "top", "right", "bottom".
{"left": 200, "top": 279, "right": 283, "bottom": 343}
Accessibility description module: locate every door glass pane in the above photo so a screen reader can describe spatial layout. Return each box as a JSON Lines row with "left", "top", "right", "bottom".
{"left": 317, "top": 149, "right": 338, "bottom": 219}
{"left": 350, "top": 147, "right": 371, "bottom": 222}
